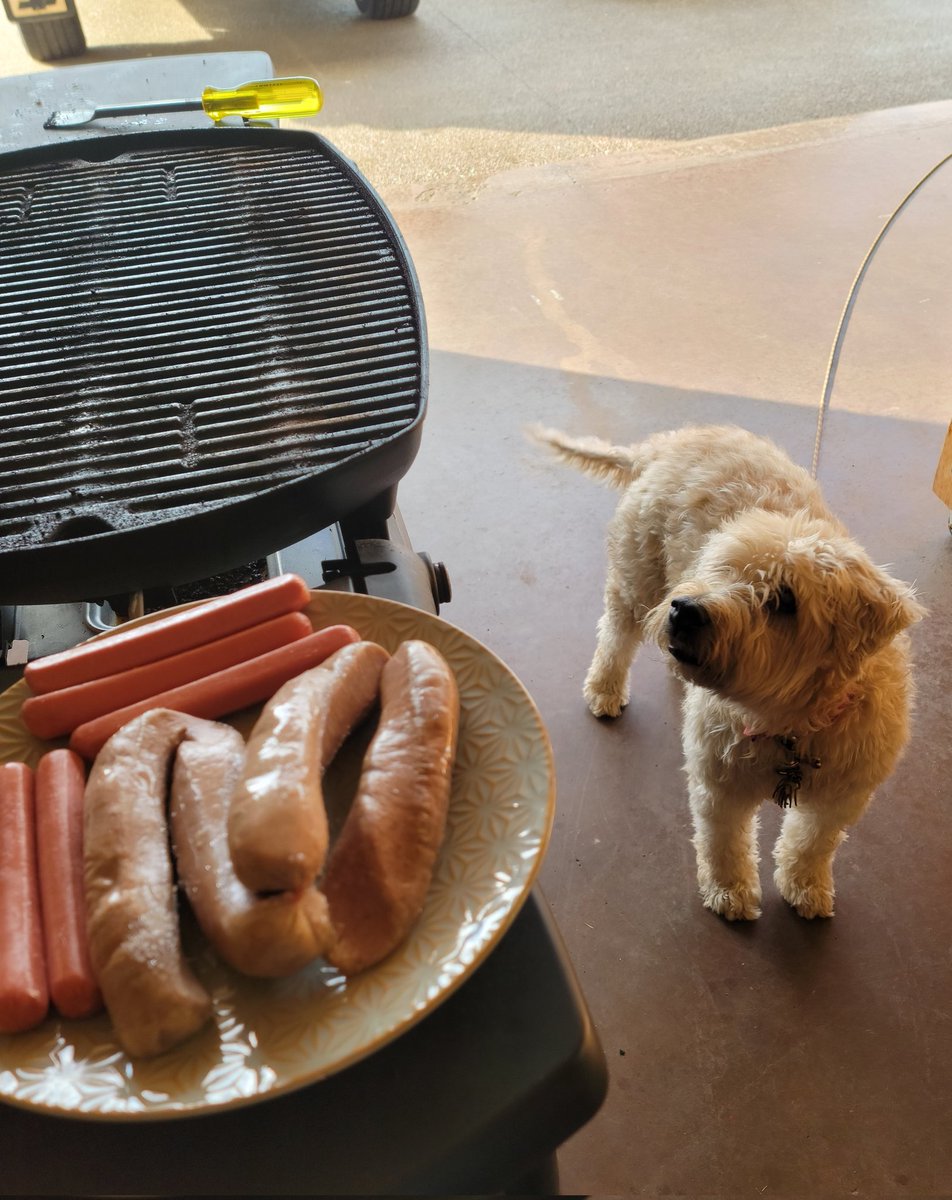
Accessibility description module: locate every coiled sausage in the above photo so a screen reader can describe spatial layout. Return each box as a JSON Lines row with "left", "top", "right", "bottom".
{"left": 170, "top": 718, "right": 335, "bottom": 978}
{"left": 84, "top": 710, "right": 212, "bottom": 1058}
{"left": 228, "top": 641, "right": 390, "bottom": 893}
{"left": 322, "top": 641, "right": 459, "bottom": 976}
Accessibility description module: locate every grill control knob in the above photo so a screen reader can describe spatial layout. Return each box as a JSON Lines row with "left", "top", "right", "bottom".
{"left": 418, "top": 553, "right": 452, "bottom": 608}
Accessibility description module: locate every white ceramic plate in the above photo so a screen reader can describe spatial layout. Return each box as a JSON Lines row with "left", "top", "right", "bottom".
{"left": 0, "top": 591, "right": 554, "bottom": 1120}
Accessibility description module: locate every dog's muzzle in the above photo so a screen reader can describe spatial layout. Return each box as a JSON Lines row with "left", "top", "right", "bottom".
{"left": 666, "top": 596, "right": 711, "bottom": 667}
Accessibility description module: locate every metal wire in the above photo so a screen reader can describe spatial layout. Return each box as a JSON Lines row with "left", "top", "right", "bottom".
{"left": 812, "top": 150, "right": 952, "bottom": 479}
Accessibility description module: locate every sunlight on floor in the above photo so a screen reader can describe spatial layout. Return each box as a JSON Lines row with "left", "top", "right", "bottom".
{"left": 295, "top": 123, "right": 650, "bottom": 202}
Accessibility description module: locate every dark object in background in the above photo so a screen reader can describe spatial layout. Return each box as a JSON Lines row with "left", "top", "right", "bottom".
{"left": 3, "top": 0, "right": 419, "bottom": 64}
{"left": 356, "top": 0, "right": 420, "bottom": 16}
{"left": 2, "top": 0, "right": 85, "bottom": 61}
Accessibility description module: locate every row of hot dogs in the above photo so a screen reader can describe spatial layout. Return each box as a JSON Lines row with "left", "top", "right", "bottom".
{"left": 20, "top": 574, "right": 352, "bottom": 757}
{"left": 0, "top": 751, "right": 102, "bottom": 1035}
{"left": 0, "top": 576, "right": 460, "bottom": 1058}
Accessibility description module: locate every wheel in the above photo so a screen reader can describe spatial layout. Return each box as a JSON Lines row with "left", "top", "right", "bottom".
{"left": 18, "top": 15, "right": 86, "bottom": 61}
{"left": 355, "top": 0, "right": 420, "bottom": 18}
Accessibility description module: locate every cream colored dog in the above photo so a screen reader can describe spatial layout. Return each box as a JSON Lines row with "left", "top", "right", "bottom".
{"left": 533, "top": 424, "right": 924, "bottom": 920}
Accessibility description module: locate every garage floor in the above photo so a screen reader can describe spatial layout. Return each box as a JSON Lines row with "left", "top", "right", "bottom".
{"left": 2, "top": 3, "right": 951, "bottom": 1195}
{"left": 391, "top": 111, "right": 952, "bottom": 1196}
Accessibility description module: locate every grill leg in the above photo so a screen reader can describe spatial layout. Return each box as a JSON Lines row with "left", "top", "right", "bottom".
{"left": 503, "top": 1152, "right": 561, "bottom": 1195}
{"left": 339, "top": 487, "right": 399, "bottom": 539}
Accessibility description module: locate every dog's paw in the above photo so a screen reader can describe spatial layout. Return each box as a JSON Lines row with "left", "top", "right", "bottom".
{"left": 774, "top": 868, "right": 835, "bottom": 919}
{"left": 699, "top": 881, "right": 762, "bottom": 922}
{"left": 583, "top": 680, "right": 628, "bottom": 719}
{"left": 585, "top": 690, "right": 628, "bottom": 719}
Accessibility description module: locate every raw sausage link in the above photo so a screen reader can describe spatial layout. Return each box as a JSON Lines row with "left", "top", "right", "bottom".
{"left": 84, "top": 710, "right": 212, "bottom": 1058}
{"left": 171, "top": 717, "right": 335, "bottom": 978}
{"left": 69, "top": 624, "right": 360, "bottom": 760}
{"left": 25, "top": 573, "right": 311, "bottom": 695}
{"left": 0, "top": 762, "right": 49, "bottom": 1034}
{"left": 35, "top": 750, "right": 103, "bottom": 1020}
{"left": 322, "top": 640, "right": 460, "bottom": 977}
{"left": 228, "top": 641, "right": 391, "bottom": 893}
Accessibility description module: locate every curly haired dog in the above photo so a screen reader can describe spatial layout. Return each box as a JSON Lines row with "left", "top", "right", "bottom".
{"left": 532, "top": 424, "right": 924, "bottom": 920}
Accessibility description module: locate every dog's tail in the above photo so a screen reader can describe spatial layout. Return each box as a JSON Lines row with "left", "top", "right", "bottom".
{"left": 527, "top": 424, "right": 645, "bottom": 489}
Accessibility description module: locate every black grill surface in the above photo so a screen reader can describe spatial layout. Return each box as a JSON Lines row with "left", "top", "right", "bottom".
{"left": 0, "top": 128, "right": 426, "bottom": 603}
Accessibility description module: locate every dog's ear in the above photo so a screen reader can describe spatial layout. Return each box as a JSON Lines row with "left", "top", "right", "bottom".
{"left": 835, "top": 558, "right": 926, "bottom": 661}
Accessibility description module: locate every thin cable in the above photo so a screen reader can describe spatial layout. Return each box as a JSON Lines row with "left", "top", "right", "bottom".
{"left": 812, "top": 150, "right": 952, "bottom": 479}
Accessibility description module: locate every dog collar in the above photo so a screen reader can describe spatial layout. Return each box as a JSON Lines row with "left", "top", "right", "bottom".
{"left": 738, "top": 732, "right": 821, "bottom": 807}
{"left": 740, "top": 689, "right": 858, "bottom": 808}
{"left": 770, "top": 735, "right": 822, "bottom": 808}
{"left": 741, "top": 687, "right": 859, "bottom": 741}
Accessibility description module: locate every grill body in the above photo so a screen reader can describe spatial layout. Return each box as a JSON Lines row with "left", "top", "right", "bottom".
{"left": 0, "top": 128, "right": 427, "bottom": 603}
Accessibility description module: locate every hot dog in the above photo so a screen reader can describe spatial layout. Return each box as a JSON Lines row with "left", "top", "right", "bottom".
{"left": 0, "top": 763, "right": 49, "bottom": 1034}
{"left": 35, "top": 750, "right": 102, "bottom": 1020}
{"left": 25, "top": 573, "right": 311, "bottom": 695}
{"left": 228, "top": 640, "right": 391, "bottom": 893}
{"left": 22, "top": 611, "right": 313, "bottom": 741}
{"left": 170, "top": 718, "right": 335, "bottom": 978}
{"left": 84, "top": 710, "right": 212, "bottom": 1058}
{"left": 322, "top": 640, "right": 459, "bottom": 976}
{"left": 69, "top": 624, "right": 361, "bottom": 761}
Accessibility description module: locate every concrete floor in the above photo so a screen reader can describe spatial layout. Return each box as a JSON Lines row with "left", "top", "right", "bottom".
{"left": 392, "top": 111, "right": 952, "bottom": 1195}
{"left": 5, "top": 0, "right": 952, "bottom": 196}
{"left": 3, "top": 2, "right": 952, "bottom": 1195}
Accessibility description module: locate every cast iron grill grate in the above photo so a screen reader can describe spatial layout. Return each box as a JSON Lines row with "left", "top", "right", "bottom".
{"left": 0, "top": 130, "right": 426, "bottom": 603}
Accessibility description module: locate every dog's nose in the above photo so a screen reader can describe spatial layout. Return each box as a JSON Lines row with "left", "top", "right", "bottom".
{"left": 668, "top": 596, "right": 710, "bottom": 633}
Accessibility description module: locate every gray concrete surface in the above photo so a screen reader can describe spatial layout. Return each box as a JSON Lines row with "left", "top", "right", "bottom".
{"left": 3, "top": 0, "right": 952, "bottom": 197}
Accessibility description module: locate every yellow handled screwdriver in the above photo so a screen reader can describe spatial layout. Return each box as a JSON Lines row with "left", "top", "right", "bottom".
{"left": 43, "top": 77, "right": 323, "bottom": 131}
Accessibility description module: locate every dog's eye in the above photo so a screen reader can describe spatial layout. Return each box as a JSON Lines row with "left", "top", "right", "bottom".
{"left": 766, "top": 586, "right": 797, "bottom": 616}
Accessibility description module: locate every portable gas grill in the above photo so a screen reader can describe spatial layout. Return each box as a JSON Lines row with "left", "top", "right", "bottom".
{"left": 0, "top": 112, "right": 449, "bottom": 673}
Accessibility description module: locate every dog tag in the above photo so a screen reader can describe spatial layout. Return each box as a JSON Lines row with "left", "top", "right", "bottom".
{"left": 772, "top": 736, "right": 821, "bottom": 808}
